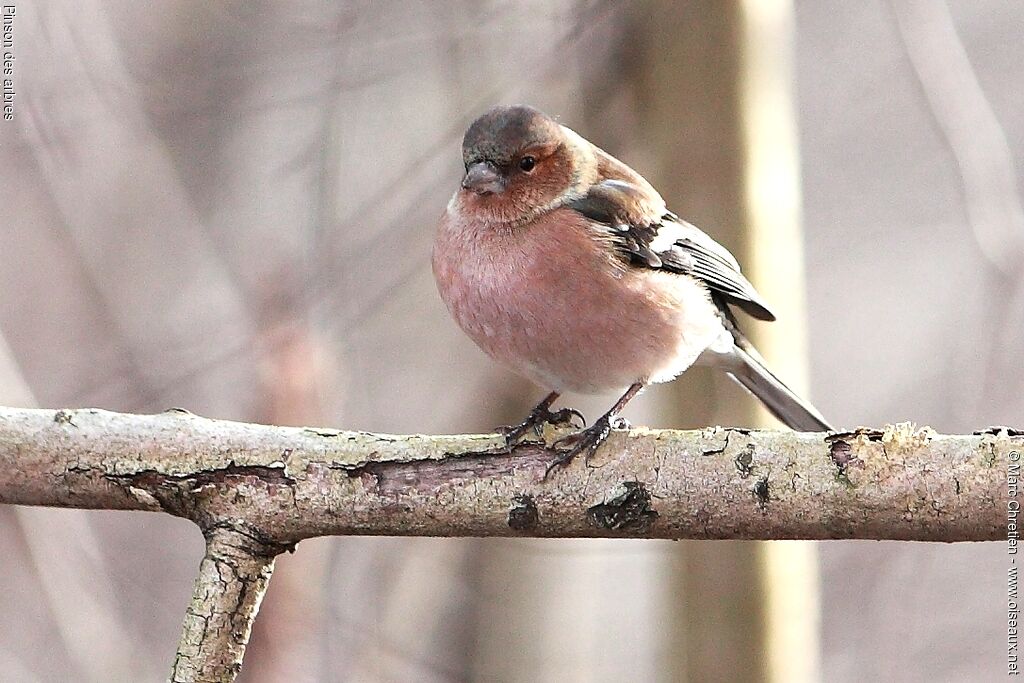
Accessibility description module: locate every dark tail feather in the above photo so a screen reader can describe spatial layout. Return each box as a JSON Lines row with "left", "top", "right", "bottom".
{"left": 727, "top": 342, "right": 833, "bottom": 432}
{"left": 709, "top": 293, "right": 833, "bottom": 431}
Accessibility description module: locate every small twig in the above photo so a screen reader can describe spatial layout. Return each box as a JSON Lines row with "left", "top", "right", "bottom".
{"left": 170, "top": 527, "right": 277, "bottom": 683}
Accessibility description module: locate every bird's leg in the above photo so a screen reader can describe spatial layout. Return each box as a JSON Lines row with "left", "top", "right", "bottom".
{"left": 499, "top": 391, "right": 586, "bottom": 445}
{"left": 501, "top": 392, "right": 587, "bottom": 444}
{"left": 546, "top": 383, "right": 644, "bottom": 478}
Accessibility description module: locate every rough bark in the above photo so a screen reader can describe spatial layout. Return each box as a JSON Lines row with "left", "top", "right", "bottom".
{"left": 0, "top": 406, "right": 1014, "bottom": 542}
{"left": 0, "top": 406, "right": 1017, "bottom": 680}
{"left": 170, "top": 528, "right": 276, "bottom": 683}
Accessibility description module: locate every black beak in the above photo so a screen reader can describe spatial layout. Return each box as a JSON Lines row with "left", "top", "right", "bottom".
{"left": 462, "top": 161, "right": 504, "bottom": 195}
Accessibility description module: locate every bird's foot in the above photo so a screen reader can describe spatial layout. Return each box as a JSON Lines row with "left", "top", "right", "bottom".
{"left": 499, "top": 405, "right": 586, "bottom": 446}
{"left": 546, "top": 414, "right": 628, "bottom": 478}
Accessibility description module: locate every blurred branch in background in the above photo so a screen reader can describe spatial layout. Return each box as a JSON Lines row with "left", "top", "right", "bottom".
{"left": 17, "top": 1, "right": 258, "bottom": 418}
{"left": 892, "top": 0, "right": 1024, "bottom": 278}
{"left": 891, "top": 0, "right": 1024, "bottom": 429}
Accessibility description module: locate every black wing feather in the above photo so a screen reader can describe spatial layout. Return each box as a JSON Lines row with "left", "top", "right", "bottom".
{"left": 567, "top": 181, "right": 776, "bottom": 321}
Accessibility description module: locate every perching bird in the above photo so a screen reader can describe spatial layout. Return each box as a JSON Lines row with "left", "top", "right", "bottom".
{"left": 433, "top": 104, "right": 832, "bottom": 474}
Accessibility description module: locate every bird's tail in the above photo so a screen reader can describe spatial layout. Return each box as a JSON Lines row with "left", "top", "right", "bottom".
{"left": 726, "top": 335, "right": 833, "bottom": 432}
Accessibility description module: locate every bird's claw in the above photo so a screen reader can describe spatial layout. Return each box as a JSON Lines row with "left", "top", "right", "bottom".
{"left": 499, "top": 406, "right": 586, "bottom": 446}
{"left": 550, "top": 407, "right": 587, "bottom": 430}
{"left": 545, "top": 414, "right": 620, "bottom": 478}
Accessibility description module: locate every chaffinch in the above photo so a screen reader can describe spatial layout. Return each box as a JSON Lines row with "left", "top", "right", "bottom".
{"left": 433, "top": 104, "right": 832, "bottom": 474}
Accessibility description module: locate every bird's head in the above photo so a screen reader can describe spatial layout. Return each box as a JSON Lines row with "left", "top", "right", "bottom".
{"left": 457, "top": 105, "right": 596, "bottom": 225}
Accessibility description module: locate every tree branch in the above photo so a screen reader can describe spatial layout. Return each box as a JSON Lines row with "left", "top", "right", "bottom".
{"left": 0, "top": 406, "right": 1017, "bottom": 679}
{"left": 170, "top": 528, "right": 276, "bottom": 683}
{"left": 0, "top": 406, "right": 1014, "bottom": 541}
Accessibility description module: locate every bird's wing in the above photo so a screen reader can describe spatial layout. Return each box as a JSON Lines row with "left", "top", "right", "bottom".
{"left": 566, "top": 178, "right": 776, "bottom": 321}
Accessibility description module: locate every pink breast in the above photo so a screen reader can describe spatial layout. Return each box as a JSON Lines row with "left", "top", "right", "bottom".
{"left": 433, "top": 207, "right": 718, "bottom": 393}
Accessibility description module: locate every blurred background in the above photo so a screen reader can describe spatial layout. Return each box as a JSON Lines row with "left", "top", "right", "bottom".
{"left": 0, "top": 0, "right": 1018, "bottom": 681}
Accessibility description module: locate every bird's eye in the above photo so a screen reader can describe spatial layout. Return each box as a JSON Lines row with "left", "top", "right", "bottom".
{"left": 518, "top": 156, "right": 536, "bottom": 172}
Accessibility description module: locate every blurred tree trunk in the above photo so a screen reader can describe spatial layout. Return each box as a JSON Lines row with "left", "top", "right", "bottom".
{"left": 625, "top": 4, "right": 767, "bottom": 681}
{"left": 469, "top": 2, "right": 819, "bottom": 680}
{"left": 738, "top": 2, "right": 821, "bottom": 681}
{"left": 622, "top": 1, "right": 817, "bottom": 681}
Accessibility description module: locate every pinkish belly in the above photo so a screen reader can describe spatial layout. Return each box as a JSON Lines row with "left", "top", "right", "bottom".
{"left": 441, "top": 262, "right": 719, "bottom": 394}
